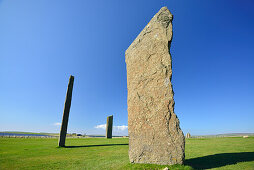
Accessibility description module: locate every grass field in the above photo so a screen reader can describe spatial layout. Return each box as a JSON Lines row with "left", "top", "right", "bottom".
{"left": 0, "top": 137, "right": 253, "bottom": 169}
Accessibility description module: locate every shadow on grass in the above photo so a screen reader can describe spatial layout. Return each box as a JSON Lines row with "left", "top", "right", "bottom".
{"left": 64, "top": 143, "right": 128, "bottom": 148}
{"left": 185, "top": 152, "right": 254, "bottom": 169}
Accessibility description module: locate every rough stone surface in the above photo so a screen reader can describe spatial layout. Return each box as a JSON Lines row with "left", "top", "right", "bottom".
{"left": 125, "top": 7, "right": 185, "bottom": 165}
{"left": 106, "top": 115, "right": 113, "bottom": 138}
{"left": 58, "top": 75, "right": 74, "bottom": 147}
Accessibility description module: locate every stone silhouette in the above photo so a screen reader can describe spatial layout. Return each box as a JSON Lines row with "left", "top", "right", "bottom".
{"left": 186, "top": 133, "right": 191, "bottom": 138}
{"left": 125, "top": 7, "right": 185, "bottom": 165}
{"left": 106, "top": 115, "right": 113, "bottom": 138}
{"left": 58, "top": 75, "right": 74, "bottom": 147}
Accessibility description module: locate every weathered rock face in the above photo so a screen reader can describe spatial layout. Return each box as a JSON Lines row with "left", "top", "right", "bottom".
{"left": 125, "top": 7, "right": 185, "bottom": 165}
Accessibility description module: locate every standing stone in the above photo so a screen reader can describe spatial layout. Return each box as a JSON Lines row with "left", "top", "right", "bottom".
{"left": 106, "top": 115, "right": 113, "bottom": 138}
{"left": 186, "top": 133, "right": 191, "bottom": 138}
{"left": 125, "top": 7, "right": 185, "bottom": 165}
{"left": 58, "top": 75, "right": 74, "bottom": 147}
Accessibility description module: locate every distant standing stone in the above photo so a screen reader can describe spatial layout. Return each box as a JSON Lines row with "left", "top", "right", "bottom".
{"left": 106, "top": 115, "right": 113, "bottom": 139}
{"left": 58, "top": 75, "right": 74, "bottom": 147}
{"left": 125, "top": 7, "right": 185, "bottom": 165}
{"left": 186, "top": 133, "right": 191, "bottom": 138}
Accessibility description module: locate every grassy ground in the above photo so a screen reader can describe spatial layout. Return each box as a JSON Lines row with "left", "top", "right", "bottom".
{"left": 0, "top": 137, "right": 253, "bottom": 169}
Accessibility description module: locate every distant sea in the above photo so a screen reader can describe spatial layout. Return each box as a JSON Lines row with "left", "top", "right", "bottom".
{"left": 0, "top": 132, "right": 50, "bottom": 137}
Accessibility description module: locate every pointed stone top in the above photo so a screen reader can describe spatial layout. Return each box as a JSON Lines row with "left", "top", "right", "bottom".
{"left": 126, "top": 7, "right": 173, "bottom": 56}
{"left": 156, "top": 6, "right": 173, "bottom": 27}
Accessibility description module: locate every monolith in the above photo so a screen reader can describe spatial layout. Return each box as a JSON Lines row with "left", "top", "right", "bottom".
{"left": 106, "top": 115, "right": 113, "bottom": 138}
{"left": 125, "top": 7, "right": 185, "bottom": 165}
{"left": 58, "top": 75, "right": 74, "bottom": 147}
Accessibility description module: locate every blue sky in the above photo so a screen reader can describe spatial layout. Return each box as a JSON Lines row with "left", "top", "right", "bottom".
{"left": 0, "top": 0, "right": 253, "bottom": 136}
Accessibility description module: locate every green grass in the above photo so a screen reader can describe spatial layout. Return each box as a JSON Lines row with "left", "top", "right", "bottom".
{"left": 0, "top": 137, "right": 253, "bottom": 169}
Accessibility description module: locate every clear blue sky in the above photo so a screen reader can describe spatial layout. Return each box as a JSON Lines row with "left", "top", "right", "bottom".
{"left": 0, "top": 0, "right": 253, "bottom": 136}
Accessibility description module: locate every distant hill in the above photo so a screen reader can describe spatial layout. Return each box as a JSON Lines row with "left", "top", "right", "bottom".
{"left": 192, "top": 133, "right": 254, "bottom": 138}
{"left": 215, "top": 133, "right": 254, "bottom": 137}
{"left": 0, "top": 131, "right": 59, "bottom": 136}
{"left": 0, "top": 131, "right": 127, "bottom": 138}
{"left": 1, "top": 131, "right": 253, "bottom": 138}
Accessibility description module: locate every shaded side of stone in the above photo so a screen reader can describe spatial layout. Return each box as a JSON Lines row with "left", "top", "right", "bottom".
{"left": 125, "top": 7, "right": 185, "bottom": 165}
{"left": 106, "top": 115, "right": 113, "bottom": 138}
{"left": 58, "top": 75, "right": 74, "bottom": 147}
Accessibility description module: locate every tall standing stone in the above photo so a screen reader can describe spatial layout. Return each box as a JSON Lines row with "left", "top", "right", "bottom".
{"left": 58, "top": 75, "right": 74, "bottom": 147}
{"left": 106, "top": 115, "right": 113, "bottom": 138}
{"left": 125, "top": 7, "right": 185, "bottom": 165}
{"left": 186, "top": 133, "right": 191, "bottom": 138}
